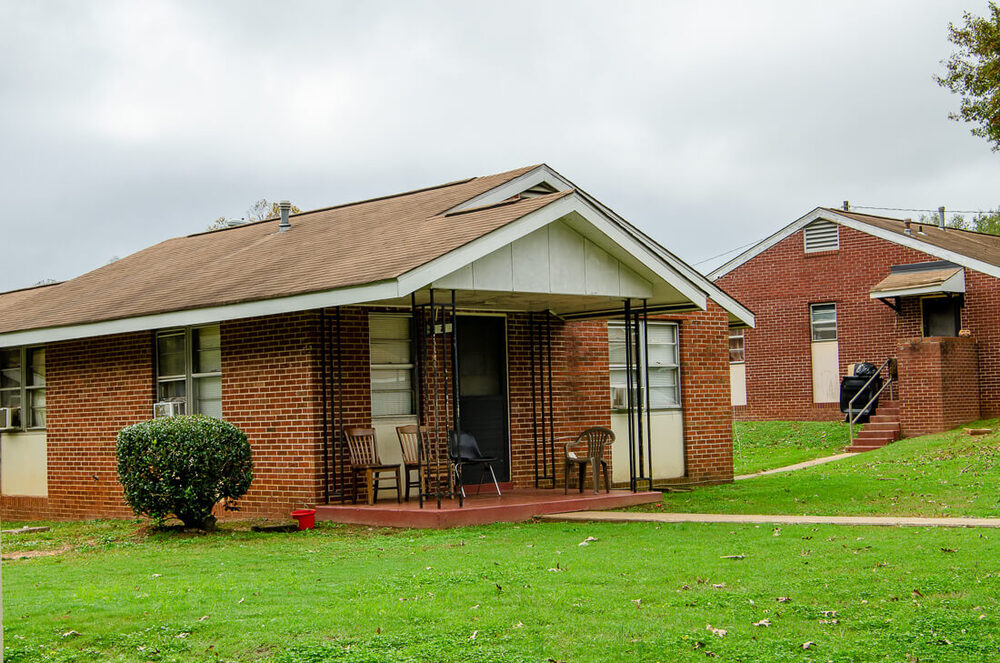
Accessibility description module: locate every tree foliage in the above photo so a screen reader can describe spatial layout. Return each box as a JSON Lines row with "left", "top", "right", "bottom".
{"left": 208, "top": 199, "right": 302, "bottom": 230}
{"left": 116, "top": 415, "right": 253, "bottom": 529}
{"left": 936, "top": 2, "right": 1000, "bottom": 150}
{"left": 949, "top": 209, "right": 1000, "bottom": 234}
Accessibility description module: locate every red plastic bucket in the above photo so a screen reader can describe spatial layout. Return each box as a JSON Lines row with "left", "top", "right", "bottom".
{"left": 290, "top": 508, "right": 316, "bottom": 530}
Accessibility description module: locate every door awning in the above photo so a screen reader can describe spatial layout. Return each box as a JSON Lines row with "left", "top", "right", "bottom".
{"left": 869, "top": 261, "right": 965, "bottom": 300}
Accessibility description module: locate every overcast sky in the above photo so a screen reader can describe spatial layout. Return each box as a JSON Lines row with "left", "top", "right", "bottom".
{"left": 2, "top": 0, "right": 998, "bottom": 293}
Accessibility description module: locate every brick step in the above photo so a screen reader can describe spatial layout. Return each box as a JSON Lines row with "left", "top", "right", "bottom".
{"left": 869, "top": 414, "right": 899, "bottom": 424}
{"left": 847, "top": 443, "right": 890, "bottom": 452}
{"left": 864, "top": 422, "right": 900, "bottom": 432}
{"left": 854, "top": 432, "right": 900, "bottom": 443}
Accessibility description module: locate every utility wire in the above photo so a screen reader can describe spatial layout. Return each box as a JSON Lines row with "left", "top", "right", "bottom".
{"left": 852, "top": 205, "right": 994, "bottom": 215}
{"left": 692, "top": 240, "right": 761, "bottom": 266}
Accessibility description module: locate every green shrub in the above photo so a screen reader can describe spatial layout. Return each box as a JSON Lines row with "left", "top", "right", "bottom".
{"left": 116, "top": 415, "right": 253, "bottom": 529}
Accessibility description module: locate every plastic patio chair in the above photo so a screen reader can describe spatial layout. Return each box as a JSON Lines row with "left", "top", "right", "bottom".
{"left": 448, "top": 430, "right": 502, "bottom": 498}
{"left": 564, "top": 427, "right": 614, "bottom": 494}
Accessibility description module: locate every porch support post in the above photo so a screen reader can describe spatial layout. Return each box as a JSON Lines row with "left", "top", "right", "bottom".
{"left": 321, "top": 307, "right": 330, "bottom": 505}
{"left": 546, "top": 312, "right": 555, "bottom": 486}
{"left": 642, "top": 298, "right": 653, "bottom": 490}
{"left": 335, "top": 306, "right": 345, "bottom": 503}
{"left": 411, "top": 292, "right": 424, "bottom": 509}
{"left": 624, "top": 299, "right": 636, "bottom": 491}
{"left": 530, "top": 311, "right": 539, "bottom": 487}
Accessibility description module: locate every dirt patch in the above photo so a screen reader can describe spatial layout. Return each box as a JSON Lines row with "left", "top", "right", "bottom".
{"left": 2, "top": 544, "right": 72, "bottom": 561}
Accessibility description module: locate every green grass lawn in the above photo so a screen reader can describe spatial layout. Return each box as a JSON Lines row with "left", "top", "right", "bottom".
{"left": 4, "top": 518, "right": 1000, "bottom": 662}
{"left": 652, "top": 418, "right": 1000, "bottom": 518}
{"left": 732, "top": 421, "right": 850, "bottom": 476}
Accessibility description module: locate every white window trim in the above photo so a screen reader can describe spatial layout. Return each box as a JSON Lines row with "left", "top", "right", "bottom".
{"left": 0, "top": 345, "right": 45, "bottom": 430}
{"left": 155, "top": 325, "right": 222, "bottom": 417}
{"left": 609, "top": 320, "right": 681, "bottom": 411}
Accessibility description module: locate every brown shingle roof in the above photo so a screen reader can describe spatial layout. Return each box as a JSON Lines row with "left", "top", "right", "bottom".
{"left": 822, "top": 208, "right": 1000, "bottom": 270}
{"left": 869, "top": 265, "right": 963, "bottom": 295}
{"left": 0, "top": 165, "right": 573, "bottom": 335}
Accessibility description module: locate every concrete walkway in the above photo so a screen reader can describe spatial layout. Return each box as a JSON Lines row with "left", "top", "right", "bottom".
{"left": 540, "top": 511, "right": 1000, "bottom": 528}
{"left": 734, "top": 452, "right": 858, "bottom": 481}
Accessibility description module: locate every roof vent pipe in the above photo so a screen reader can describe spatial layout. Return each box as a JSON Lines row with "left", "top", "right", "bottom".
{"left": 904, "top": 218, "right": 912, "bottom": 236}
{"left": 278, "top": 200, "right": 291, "bottom": 233}
{"left": 938, "top": 205, "right": 946, "bottom": 231}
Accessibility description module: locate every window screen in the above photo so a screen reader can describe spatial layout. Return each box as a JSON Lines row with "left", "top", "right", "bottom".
{"left": 810, "top": 303, "right": 837, "bottom": 341}
{"left": 729, "top": 329, "right": 745, "bottom": 363}
{"left": 609, "top": 321, "right": 680, "bottom": 410}
{"left": 370, "top": 313, "right": 414, "bottom": 417}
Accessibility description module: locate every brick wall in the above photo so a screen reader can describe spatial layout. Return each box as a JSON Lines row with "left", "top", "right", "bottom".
{"left": 2, "top": 332, "right": 154, "bottom": 520}
{"left": 2, "top": 301, "right": 736, "bottom": 520}
{"left": 897, "top": 336, "right": 980, "bottom": 436}
{"left": 716, "top": 223, "right": 1000, "bottom": 421}
{"left": 672, "top": 302, "right": 735, "bottom": 483}
{"left": 220, "top": 312, "right": 326, "bottom": 517}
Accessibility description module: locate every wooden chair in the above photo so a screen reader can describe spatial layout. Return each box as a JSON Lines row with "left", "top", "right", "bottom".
{"left": 343, "top": 427, "right": 402, "bottom": 505}
{"left": 395, "top": 425, "right": 426, "bottom": 501}
{"left": 564, "top": 427, "right": 615, "bottom": 494}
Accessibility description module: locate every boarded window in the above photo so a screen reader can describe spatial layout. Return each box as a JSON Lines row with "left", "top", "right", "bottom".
{"left": 804, "top": 220, "right": 840, "bottom": 253}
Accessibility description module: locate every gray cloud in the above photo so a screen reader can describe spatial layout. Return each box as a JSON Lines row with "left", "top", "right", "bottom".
{"left": 2, "top": 0, "right": 997, "bottom": 291}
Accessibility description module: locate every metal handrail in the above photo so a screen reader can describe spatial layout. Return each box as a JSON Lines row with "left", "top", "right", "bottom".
{"left": 848, "top": 357, "right": 894, "bottom": 445}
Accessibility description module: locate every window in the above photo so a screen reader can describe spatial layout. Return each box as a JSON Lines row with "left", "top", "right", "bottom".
{"left": 810, "top": 303, "right": 837, "bottom": 341}
{"left": 804, "top": 220, "right": 840, "bottom": 252}
{"left": 156, "top": 325, "right": 222, "bottom": 418}
{"left": 369, "top": 313, "right": 414, "bottom": 417}
{"left": 609, "top": 321, "right": 680, "bottom": 410}
{"left": 729, "top": 329, "right": 745, "bottom": 363}
{"left": 922, "top": 296, "right": 961, "bottom": 337}
{"left": 0, "top": 346, "right": 46, "bottom": 429}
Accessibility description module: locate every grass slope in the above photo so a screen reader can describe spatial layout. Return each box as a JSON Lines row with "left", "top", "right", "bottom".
{"left": 4, "top": 519, "right": 1000, "bottom": 662}
{"left": 655, "top": 418, "right": 1000, "bottom": 518}
{"left": 732, "top": 421, "right": 849, "bottom": 476}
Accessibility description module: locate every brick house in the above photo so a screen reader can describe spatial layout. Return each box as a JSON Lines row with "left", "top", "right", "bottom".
{"left": 711, "top": 207, "right": 999, "bottom": 447}
{"left": 0, "top": 164, "right": 753, "bottom": 520}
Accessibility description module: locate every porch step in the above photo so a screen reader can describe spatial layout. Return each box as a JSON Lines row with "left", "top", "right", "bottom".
{"left": 847, "top": 401, "right": 902, "bottom": 452}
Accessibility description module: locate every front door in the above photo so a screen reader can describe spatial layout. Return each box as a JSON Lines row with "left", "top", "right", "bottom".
{"left": 457, "top": 315, "right": 509, "bottom": 483}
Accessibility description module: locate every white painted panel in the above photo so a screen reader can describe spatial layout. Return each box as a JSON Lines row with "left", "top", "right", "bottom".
{"left": 372, "top": 416, "right": 417, "bottom": 473}
{"left": 1, "top": 431, "right": 47, "bottom": 497}
{"left": 433, "top": 264, "right": 474, "bottom": 290}
{"left": 811, "top": 340, "right": 840, "bottom": 403}
{"left": 619, "top": 264, "right": 653, "bottom": 298}
{"left": 730, "top": 363, "right": 747, "bottom": 407}
{"left": 548, "top": 221, "right": 587, "bottom": 294}
{"left": 511, "top": 228, "right": 551, "bottom": 292}
{"left": 584, "top": 241, "right": 620, "bottom": 295}
{"left": 610, "top": 411, "right": 685, "bottom": 483}
{"left": 472, "top": 245, "right": 513, "bottom": 291}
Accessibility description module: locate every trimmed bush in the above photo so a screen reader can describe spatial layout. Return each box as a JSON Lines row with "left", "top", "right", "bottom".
{"left": 116, "top": 415, "right": 253, "bottom": 528}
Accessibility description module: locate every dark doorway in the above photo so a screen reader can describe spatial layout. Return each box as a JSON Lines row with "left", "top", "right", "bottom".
{"left": 457, "top": 315, "right": 509, "bottom": 483}
{"left": 922, "top": 296, "right": 961, "bottom": 337}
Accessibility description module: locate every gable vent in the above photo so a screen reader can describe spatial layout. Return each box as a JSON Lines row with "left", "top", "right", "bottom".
{"left": 804, "top": 220, "right": 840, "bottom": 253}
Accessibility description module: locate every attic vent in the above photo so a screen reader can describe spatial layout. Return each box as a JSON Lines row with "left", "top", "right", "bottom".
{"left": 518, "top": 181, "right": 559, "bottom": 198}
{"left": 804, "top": 220, "right": 839, "bottom": 253}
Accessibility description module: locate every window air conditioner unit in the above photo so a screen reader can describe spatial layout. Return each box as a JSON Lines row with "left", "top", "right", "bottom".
{"left": 611, "top": 387, "right": 628, "bottom": 410}
{"left": 0, "top": 407, "right": 15, "bottom": 431}
{"left": 153, "top": 401, "right": 186, "bottom": 419}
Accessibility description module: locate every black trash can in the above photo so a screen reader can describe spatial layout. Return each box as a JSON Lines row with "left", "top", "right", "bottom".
{"left": 840, "top": 373, "right": 883, "bottom": 423}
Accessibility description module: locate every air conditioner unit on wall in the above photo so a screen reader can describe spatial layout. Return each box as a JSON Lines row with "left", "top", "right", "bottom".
{"left": 153, "top": 401, "right": 186, "bottom": 419}
{"left": 0, "top": 407, "right": 15, "bottom": 431}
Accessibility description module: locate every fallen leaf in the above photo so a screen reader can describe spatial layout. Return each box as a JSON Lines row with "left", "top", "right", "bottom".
{"left": 712, "top": 583, "right": 727, "bottom": 589}
{"left": 802, "top": 641, "right": 815, "bottom": 650}
{"left": 469, "top": 630, "right": 478, "bottom": 640}
{"left": 720, "top": 554, "right": 745, "bottom": 560}
{"left": 198, "top": 615, "right": 210, "bottom": 622}
{"left": 513, "top": 621, "right": 524, "bottom": 629}
{"left": 61, "top": 631, "right": 81, "bottom": 638}
{"left": 632, "top": 599, "right": 642, "bottom": 608}
{"left": 772, "top": 528, "right": 782, "bottom": 537}
{"left": 705, "top": 623, "right": 727, "bottom": 638}
{"left": 776, "top": 597, "right": 791, "bottom": 603}
{"left": 579, "top": 536, "right": 598, "bottom": 546}
{"left": 753, "top": 619, "right": 771, "bottom": 627}
{"left": 941, "top": 547, "right": 958, "bottom": 553}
